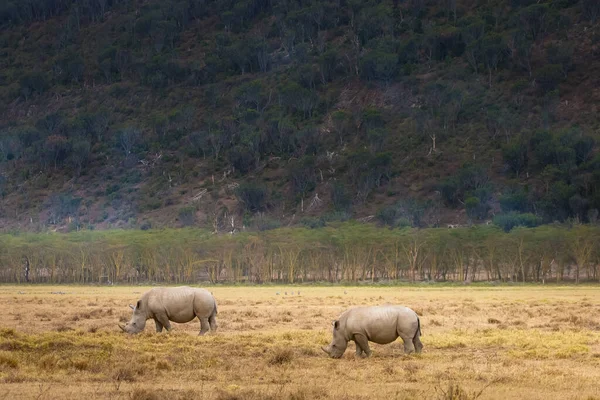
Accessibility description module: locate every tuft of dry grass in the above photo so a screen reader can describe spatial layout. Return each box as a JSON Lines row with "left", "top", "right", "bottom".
{"left": 436, "top": 382, "right": 488, "bottom": 400}
{"left": 0, "top": 351, "right": 19, "bottom": 369}
{"left": 268, "top": 348, "right": 294, "bottom": 365}
{"left": 114, "top": 365, "right": 138, "bottom": 382}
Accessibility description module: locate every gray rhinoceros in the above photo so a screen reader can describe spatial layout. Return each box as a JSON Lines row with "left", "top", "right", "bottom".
{"left": 321, "top": 305, "right": 422, "bottom": 358}
{"left": 118, "top": 286, "right": 217, "bottom": 335}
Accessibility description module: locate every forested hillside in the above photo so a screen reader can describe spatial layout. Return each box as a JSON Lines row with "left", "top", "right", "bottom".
{"left": 0, "top": 0, "right": 599, "bottom": 232}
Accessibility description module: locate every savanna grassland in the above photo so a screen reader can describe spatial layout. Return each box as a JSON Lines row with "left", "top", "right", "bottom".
{"left": 0, "top": 285, "right": 599, "bottom": 400}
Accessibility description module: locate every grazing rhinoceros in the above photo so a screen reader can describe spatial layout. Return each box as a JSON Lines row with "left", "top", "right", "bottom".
{"left": 118, "top": 286, "right": 217, "bottom": 335}
{"left": 321, "top": 305, "right": 422, "bottom": 358}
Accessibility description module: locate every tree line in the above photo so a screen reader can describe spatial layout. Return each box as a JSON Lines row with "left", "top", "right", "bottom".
{"left": 1, "top": 223, "right": 598, "bottom": 284}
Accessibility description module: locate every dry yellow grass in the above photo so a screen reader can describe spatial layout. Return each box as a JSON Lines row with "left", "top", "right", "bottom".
{"left": 0, "top": 285, "right": 600, "bottom": 399}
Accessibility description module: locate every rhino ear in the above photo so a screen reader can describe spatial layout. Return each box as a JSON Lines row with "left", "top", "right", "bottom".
{"left": 333, "top": 320, "right": 339, "bottom": 330}
{"left": 136, "top": 300, "right": 141, "bottom": 309}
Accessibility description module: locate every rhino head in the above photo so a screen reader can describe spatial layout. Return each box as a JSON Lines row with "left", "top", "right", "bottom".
{"left": 118, "top": 300, "right": 147, "bottom": 334}
{"left": 321, "top": 320, "right": 347, "bottom": 359}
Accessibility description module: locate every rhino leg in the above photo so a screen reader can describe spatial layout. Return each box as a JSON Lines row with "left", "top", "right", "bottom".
{"left": 199, "top": 317, "right": 210, "bottom": 335}
{"left": 400, "top": 334, "right": 416, "bottom": 354}
{"left": 155, "top": 313, "right": 172, "bottom": 332}
{"left": 354, "top": 342, "right": 363, "bottom": 357}
{"left": 353, "top": 334, "right": 371, "bottom": 358}
{"left": 154, "top": 319, "right": 163, "bottom": 333}
{"left": 413, "top": 334, "right": 423, "bottom": 354}
{"left": 209, "top": 313, "right": 217, "bottom": 333}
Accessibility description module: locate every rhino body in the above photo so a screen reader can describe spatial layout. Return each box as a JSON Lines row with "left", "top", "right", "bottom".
{"left": 119, "top": 286, "right": 217, "bottom": 335}
{"left": 322, "top": 305, "right": 422, "bottom": 358}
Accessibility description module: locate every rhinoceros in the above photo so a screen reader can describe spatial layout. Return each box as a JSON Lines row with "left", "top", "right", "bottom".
{"left": 118, "top": 286, "right": 217, "bottom": 335}
{"left": 321, "top": 305, "right": 422, "bottom": 358}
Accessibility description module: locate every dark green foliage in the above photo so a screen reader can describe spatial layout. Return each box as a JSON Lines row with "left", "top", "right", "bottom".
{"left": 235, "top": 183, "right": 267, "bottom": 212}
{"left": 360, "top": 51, "right": 398, "bottom": 83}
{"left": 250, "top": 213, "right": 281, "bottom": 231}
{"left": 465, "top": 196, "right": 490, "bottom": 220}
{"left": 493, "top": 212, "right": 541, "bottom": 232}
{"left": 236, "top": 80, "right": 267, "bottom": 112}
{"left": 53, "top": 51, "right": 85, "bottom": 85}
{"left": 229, "top": 145, "right": 256, "bottom": 175}
{"left": 518, "top": 4, "right": 550, "bottom": 40}
{"left": 502, "top": 141, "right": 528, "bottom": 177}
{"left": 299, "top": 216, "right": 326, "bottom": 229}
{"left": 530, "top": 129, "right": 593, "bottom": 170}
{"left": 47, "top": 193, "right": 82, "bottom": 225}
{"left": 546, "top": 43, "right": 573, "bottom": 78}
{"left": 19, "top": 72, "right": 49, "bottom": 99}
{"left": 178, "top": 206, "right": 196, "bottom": 227}
{"left": 536, "top": 64, "right": 564, "bottom": 92}
{"left": 573, "top": 135, "right": 595, "bottom": 165}
{"left": 330, "top": 182, "right": 351, "bottom": 212}
{"left": 361, "top": 108, "right": 385, "bottom": 130}
{"left": 70, "top": 138, "right": 91, "bottom": 175}
{"left": 289, "top": 156, "right": 316, "bottom": 199}
{"left": 439, "top": 164, "right": 490, "bottom": 207}
{"left": 331, "top": 110, "right": 352, "bottom": 144}
{"left": 376, "top": 198, "right": 429, "bottom": 228}
{"left": 536, "top": 181, "right": 576, "bottom": 221}
{"left": 500, "top": 188, "right": 531, "bottom": 213}
{"left": 581, "top": 0, "right": 600, "bottom": 23}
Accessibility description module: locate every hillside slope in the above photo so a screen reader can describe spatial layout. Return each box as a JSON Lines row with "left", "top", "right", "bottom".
{"left": 0, "top": 0, "right": 599, "bottom": 232}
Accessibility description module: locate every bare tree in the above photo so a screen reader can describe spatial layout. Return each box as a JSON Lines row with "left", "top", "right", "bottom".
{"left": 119, "top": 127, "right": 140, "bottom": 160}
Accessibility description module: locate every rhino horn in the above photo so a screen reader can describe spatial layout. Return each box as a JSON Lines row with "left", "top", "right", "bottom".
{"left": 321, "top": 345, "right": 330, "bottom": 354}
{"left": 118, "top": 323, "right": 126, "bottom": 332}
{"left": 129, "top": 304, "right": 135, "bottom": 310}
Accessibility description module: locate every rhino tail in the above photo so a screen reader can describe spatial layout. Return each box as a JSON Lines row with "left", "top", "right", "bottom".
{"left": 212, "top": 301, "right": 218, "bottom": 316}
{"left": 414, "top": 316, "right": 422, "bottom": 339}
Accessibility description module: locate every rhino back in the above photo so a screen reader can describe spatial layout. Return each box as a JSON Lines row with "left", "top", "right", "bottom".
{"left": 343, "top": 306, "right": 417, "bottom": 344}
{"left": 146, "top": 287, "right": 215, "bottom": 322}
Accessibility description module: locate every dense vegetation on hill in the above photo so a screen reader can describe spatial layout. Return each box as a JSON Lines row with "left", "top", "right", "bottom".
{"left": 1, "top": 223, "right": 598, "bottom": 283}
{"left": 0, "top": 0, "right": 599, "bottom": 232}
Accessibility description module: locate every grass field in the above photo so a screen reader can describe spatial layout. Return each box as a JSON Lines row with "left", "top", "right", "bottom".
{"left": 0, "top": 285, "right": 599, "bottom": 400}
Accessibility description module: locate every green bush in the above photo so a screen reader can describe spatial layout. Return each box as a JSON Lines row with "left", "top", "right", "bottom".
{"left": 235, "top": 183, "right": 267, "bottom": 212}
{"left": 330, "top": 182, "right": 352, "bottom": 212}
{"left": 493, "top": 212, "right": 542, "bottom": 232}
{"left": 502, "top": 141, "right": 528, "bottom": 177}
{"left": 178, "top": 206, "right": 196, "bottom": 227}
{"left": 465, "top": 196, "right": 490, "bottom": 221}
{"left": 299, "top": 217, "right": 326, "bottom": 229}
{"left": 536, "top": 64, "right": 564, "bottom": 92}
{"left": 500, "top": 189, "right": 530, "bottom": 213}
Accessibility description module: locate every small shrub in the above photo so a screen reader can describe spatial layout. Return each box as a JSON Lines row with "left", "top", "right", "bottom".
{"left": 330, "top": 182, "right": 352, "bottom": 212}
{"left": 38, "top": 354, "right": 59, "bottom": 370}
{"left": 178, "top": 206, "right": 196, "bottom": 227}
{"left": 114, "top": 365, "right": 137, "bottom": 382}
{"left": 72, "top": 358, "right": 90, "bottom": 371}
{"left": 0, "top": 352, "right": 18, "bottom": 369}
{"left": 235, "top": 183, "right": 267, "bottom": 212}
{"left": 55, "top": 325, "right": 74, "bottom": 332}
{"left": 436, "top": 382, "right": 489, "bottom": 400}
{"left": 299, "top": 216, "right": 325, "bottom": 229}
{"left": 156, "top": 360, "right": 172, "bottom": 371}
{"left": 140, "top": 220, "right": 152, "bottom": 230}
{"left": 493, "top": 212, "right": 541, "bottom": 232}
{"left": 268, "top": 348, "right": 294, "bottom": 365}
